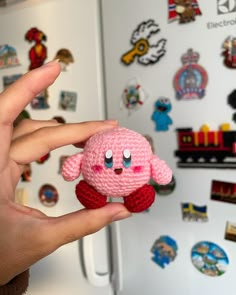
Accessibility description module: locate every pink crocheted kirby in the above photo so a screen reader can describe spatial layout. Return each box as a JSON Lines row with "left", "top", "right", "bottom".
{"left": 62, "top": 127, "right": 172, "bottom": 212}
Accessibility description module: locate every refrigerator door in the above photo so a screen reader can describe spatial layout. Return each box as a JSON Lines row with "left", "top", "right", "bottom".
{"left": 0, "top": 0, "right": 112, "bottom": 294}
{"left": 101, "top": 0, "right": 236, "bottom": 294}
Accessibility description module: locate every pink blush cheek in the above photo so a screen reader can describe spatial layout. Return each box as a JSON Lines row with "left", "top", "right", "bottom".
{"left": 92, "top": 165, "right": 103, "bottom": 173}
{"left": 132, "top": 166, "right": 144, "bottom": 173}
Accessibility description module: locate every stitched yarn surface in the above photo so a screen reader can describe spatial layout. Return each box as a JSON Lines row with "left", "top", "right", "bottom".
{"left": 81, "top": 127, "right": 153, "bottom": 197}
{"left": 62, "top": 126, "right": 172, "bottom": 211}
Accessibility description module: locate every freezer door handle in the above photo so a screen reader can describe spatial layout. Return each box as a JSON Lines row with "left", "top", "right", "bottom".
{"left": 110, "top": 221, "right": 123, "bottom": 292}
{"left": 81, "top": 228, "right": 110, "bottom": 287}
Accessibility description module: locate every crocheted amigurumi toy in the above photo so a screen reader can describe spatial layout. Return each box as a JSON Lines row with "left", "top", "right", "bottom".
{"left": 62, "top": 127, "right": 172, "bottom": 212}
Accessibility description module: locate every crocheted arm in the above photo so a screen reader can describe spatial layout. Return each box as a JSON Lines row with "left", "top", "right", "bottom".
{"left": 61, "top": 153, "right": 83, "bottom": 181}
{"left": 150, "top": 154, "right": 172, "bottom": 185}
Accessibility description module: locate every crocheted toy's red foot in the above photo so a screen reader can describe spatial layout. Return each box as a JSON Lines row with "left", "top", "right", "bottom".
{"left": 123, "top": 184, "right": 155, "bottom": 213}
{"left": 75, "top": 180, "right": 107, "bottom": 209}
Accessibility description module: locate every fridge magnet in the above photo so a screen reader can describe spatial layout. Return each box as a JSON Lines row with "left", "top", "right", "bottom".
{"left": 39, "top": 184, "right": 58, "bottom": 207}
{"left": 121, "top": 19, "right": 167, "bottom": 66}
{"left": 13, "top": 109, "right": 30, "bottom": 128}
{"left": 58, "top": 155, "right": 69, "bottom": 174}
{"left": 211, "top": 180, "right": 236, "bottom": 204}
{"left": 52, "top": 116, "right": 66, "bottom": 124}
{"left": 3, "top": 74, "right": 22, "bottom": 90}
{"left": 222, "top": 36, "right": 236, "bottom": 69}
{"left": 36, "top": 153, "right": 50, "bottom": 164}
{"left": 168, "top": 0, "right": 202, "bottom": 24}
{"left": 0, "top": 44, "right": 20, "bottom": 69}
{"left": 25, "top": 27, "right": 47, "bottom": 70}
{"left": 181, "top": 202, "right": 208, "bottom": 222}
{"left": 21, "top": 164, "right": 32, "bottom": 182}
{"left": 174, "top": 49, "right": 208, "bottom": 100}
{"left": 191, "top": 241, "right": 229, "bottom": 276}
{"left": 151, "top": 97, "right": 173, "bottom": 131}
{"left": 227, "top": 89, "right": 236, "bottom": 123}
{"left": 225, "top": 221, "right": 236, "bottom": 242}
{"left": 53, "top": 48, "right": 74, "bottom": 71}
{"left": 143, "top": 134, "right": 155, "bottom": 153}
{"left": 151, "top": 235, "right": 178, "bottom": 268}
{"left": 62, "top": 127, "right": 172, "bottom": 213}
{"left": 30, "top": 89, "right": 49, "bottom": 109}
{"left": 174, "top": 123, "right": 236, "bottom": 168}
{"left": 227, "top": 89, "right": 236, "bottom": 109}
{"left": 122, "top": 78, "right": 148, "bottom": 112}
{"left": 150, "top": 176, "right": 176, "bottom": 196}
{"left": 59, "top": 90, "right": 77, "bottom": 111}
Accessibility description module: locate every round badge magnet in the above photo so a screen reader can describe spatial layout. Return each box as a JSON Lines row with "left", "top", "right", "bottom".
{"left": 191, "top": 241, "right": 229, "bottom": 277}
{"left": 39, "top": 184, "right": 59, "bottom": 207}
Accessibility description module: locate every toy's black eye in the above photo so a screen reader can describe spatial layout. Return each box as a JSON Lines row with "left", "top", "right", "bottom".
{"left": 105, "top": 150, "right": 113, "bottom": 168}
{"left": 123, "top": 149, "right": 131, "bottom": 168}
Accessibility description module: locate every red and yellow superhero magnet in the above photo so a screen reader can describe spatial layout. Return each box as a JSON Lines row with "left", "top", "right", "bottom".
{"left": 121, "top": 19, "right": 166, "bottom": 66}
{"left": 174, "top": 49, "right": 208, "bottom": 100}
{"left": 168, "top": 0, "right": 202, "bottom": 24}
{"left": 25, "top": 27, "right": 47, "bottom": 70}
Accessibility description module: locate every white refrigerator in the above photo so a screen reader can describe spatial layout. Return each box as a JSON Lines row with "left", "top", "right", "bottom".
{"left": 1, "top": 0, "right": 236, "bottom": 294}
{"left": 101, "top": 0, "right": 236, "bottom": 295}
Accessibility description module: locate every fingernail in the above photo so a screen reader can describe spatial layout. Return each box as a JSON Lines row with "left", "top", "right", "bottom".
{"left": 112, "top": 210, "right": 132, "bottom": 222}
{"left": 41, "top": 59, "right": 60, "bottom": 68}
{"left": 104, "top": 119, "right": 118, "bottom": 126}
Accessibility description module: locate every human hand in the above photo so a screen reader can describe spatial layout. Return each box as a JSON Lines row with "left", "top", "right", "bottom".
{"left": 0, "top": 61, "right": 131, "bottom": 285}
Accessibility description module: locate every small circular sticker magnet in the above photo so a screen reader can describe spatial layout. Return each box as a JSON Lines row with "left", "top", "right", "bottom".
{"left": 39, "top": 184, "right": 58, "bottom": 207}
{"left": 191, "top": 241, "right": 229, "bottom": 277}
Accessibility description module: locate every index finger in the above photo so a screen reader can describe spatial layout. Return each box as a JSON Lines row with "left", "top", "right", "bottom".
{"left": 10, "top": 120, "right": 118, "bottom": 164}
{"left": 0, "top": 61, "right": 61, "bottom": 170}
{"left": 0, "top": 60, "right": 61, "bottom": 125}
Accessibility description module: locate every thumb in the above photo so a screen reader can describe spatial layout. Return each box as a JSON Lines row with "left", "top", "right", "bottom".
{"left": 43, "top": 203, "right": 131, "bottom": 248}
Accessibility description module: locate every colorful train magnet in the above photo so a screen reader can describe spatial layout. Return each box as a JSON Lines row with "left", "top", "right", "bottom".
{"left": 151, "top": 235, "right": 178, "bottom": 268}
{"left": 151, "top": 97, "right": 173, "bottom": 131}
{"left": 121, "top": 19, "right": 166, "bottom": 66}
{"left": 0, "top": 44, "right": 20, "bottom": 69}
{"left": 168, "top": 0, "right": 202, "bottom": 24}
{"left": 222, "top": 36, "right": 236, "bottom": 68}
{"left": 174, "top": 49, "right": 208, "bottom": 100}
{"left": 54, "top": 48, "right": 74, "bottom": 71}
{"left": 25, "top": 27, "right": 47, "bottom": 70}
{"left": 175, "top": 123, "right": 236, "bottom": 168}
{"left": 122, "top": 78, "right": 148, "bottom": 111}
{"left": 182, "top": 202, "right": 208, "bottom": 222}
{"left": 191, "top": 241, "right": 229, "bottom": 276}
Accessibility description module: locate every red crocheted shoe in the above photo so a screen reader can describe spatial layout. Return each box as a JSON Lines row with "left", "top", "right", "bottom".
{"left": 123, "top": 184, "right": 155, "bottom": 213}
{"left": 76, "top": 180, "right": 107, "bottom": 209}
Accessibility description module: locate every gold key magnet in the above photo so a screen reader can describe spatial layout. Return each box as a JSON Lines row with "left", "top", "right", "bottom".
{"left": 121, "top": 39, "right": 149, "bottom": 65}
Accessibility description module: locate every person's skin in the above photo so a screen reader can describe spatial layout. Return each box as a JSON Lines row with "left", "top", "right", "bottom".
{"left": 0, "top": 60, "right": 131, "bottom": 285}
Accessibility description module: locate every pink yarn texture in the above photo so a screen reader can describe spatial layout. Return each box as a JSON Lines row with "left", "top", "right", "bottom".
{"left": 62, "top": 127, "right": 172, "bottom": 211}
